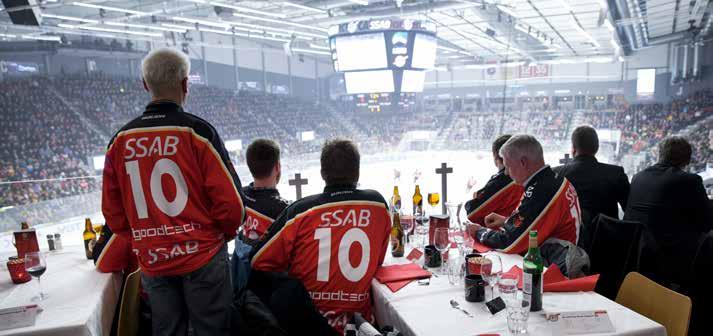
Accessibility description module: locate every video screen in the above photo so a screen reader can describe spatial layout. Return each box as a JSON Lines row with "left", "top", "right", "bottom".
{"left": 636, "top": 68, "right": 656, "bottom": 98}
{"left": 401, "top": 70, "right": 426, "bottom": 92}
{"left": 335, "top": 33, "right": 388, "bottom": 71}
{"left": 411, "top": 33, "right": 437, "bottom": 69}
{"left": 345, "top": 70, "right": 395, "bottom": 94}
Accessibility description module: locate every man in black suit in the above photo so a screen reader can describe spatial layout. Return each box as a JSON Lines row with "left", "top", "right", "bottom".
{"left": 554, "top": 125, "right": 630, "bottom": 250}
{"left": 626, "top": 137, "right": 712, "bottom": 286}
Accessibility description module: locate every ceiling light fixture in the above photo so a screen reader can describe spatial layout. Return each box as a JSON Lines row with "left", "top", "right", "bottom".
{"left": 229, "top": 21, "right": 325, "bottom": 39}
{"left": 172, "top": 16, "right": 231, "bottom": 29}
{"left": 232, "top": 12, "right": 328, "bottom": 32}
{"left": 308, "top": 43, "right": 330, "bottom": 50}
{"left": 21, "top": 35, "right": 62, "bottom": 42}
{"left": 41, "top": 13, "right": 99, "bottom": 24}
{"left": 292, "top": 47, "right": 331, "bottom": 56}
{"left": 208, "top": 1, "right": 286, "bottom": 18}
{"left": 73, "top": 2, "right": 146, "bottom": 15}
{"left": 282, "top": 1, "right": 326, "bottom": 13}
{"left": 105, "top": 22, "right": 187, "bottom": 33}
{"left": 57, "top": 23, "right": 163, "bottom": 37}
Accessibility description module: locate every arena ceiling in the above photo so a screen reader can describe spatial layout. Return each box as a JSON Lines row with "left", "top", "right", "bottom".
{"left": 0, "top": 0, "right": 711, "bottom": 67}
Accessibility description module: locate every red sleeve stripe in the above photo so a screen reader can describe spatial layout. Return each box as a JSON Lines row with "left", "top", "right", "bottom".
{"left": 251, "top": 216, "right": 298, "bottom": 266}
{"left": 107, "top": 126, "right": 245, "bottom": 223}
{"left": 501, "top": 179, "right": 568, "bottom": 253}
{"left": 246, "top": 207, "right": 275, "bottom": 222}
{"left": 251, "top": 200, "right": 387, "bottom": 266}
{"left": 467, "top": 181, "right": 520, "bottom": 218}
{"left": 95, "top": 234, "right": 117, "bottom": 269}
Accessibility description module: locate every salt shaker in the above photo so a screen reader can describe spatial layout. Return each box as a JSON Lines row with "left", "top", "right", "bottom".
{"left": 47, "top": 234, "right": 56, "bottom": 251}
{"left": 54, "top": 233, "right": 63, "bottom": 251}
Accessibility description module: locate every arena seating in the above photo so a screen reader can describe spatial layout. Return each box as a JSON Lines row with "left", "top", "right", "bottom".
{"left": 1, "top": 74, "right": 711, "bottom": 207}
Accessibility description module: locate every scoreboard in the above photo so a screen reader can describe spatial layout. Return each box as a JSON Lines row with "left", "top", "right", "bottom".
{"left": 353, "top": 93, "right": 417, "bottom": 113}
{"left": 328, "top": 19, "right": 437, "bottom": 95}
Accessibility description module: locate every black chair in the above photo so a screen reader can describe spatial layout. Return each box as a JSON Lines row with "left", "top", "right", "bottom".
{"left": 588, "top": 214, "right": 643, "bottom": 300}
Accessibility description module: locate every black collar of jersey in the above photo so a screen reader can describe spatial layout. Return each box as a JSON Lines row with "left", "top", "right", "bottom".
{"left": 324, "top": 183, "right": 357, "bottom": 192}
{"left": 245, "top": 182, "right": 280, "bottom": 196}
{"left": 526, "top": 166, "right": 554, "bottom": 189}
{"left": 144, "top": 100, "right": 183, "bottom": 115}
{"left": 572, "top": 155, "right": 598, "bottom": 164}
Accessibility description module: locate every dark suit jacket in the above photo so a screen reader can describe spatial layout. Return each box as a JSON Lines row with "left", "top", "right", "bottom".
{"left": 624, "top": 163, "right": 713, "bottom": 287}
{"left": 624, "top": 163, "right": 713, "bottom": 252}
{"left": 553, "top": 155, "right": 630, "bottom": 252}
{"left": 553, "top": 155, "right": 630, "bottom": 220}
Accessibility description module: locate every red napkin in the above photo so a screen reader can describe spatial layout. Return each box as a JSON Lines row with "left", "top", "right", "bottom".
{"left": 473, "top": 241, "right": 493, "bottom": 253}
{"left": 375, "top": 263, "right": 431, "bottom": 288}
{"left": 503, "top": 265, "right": 524, "bottom": 289}
{"left": 502, "top": 264, "right": 599, "bottom": 293}
{"left": 385, "top": 280, "right": 412, "bottom": 292}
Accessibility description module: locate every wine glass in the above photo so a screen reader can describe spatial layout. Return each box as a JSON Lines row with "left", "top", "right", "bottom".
{"left": 24, "top": 252, "right": 47, "bottom": 301}
{"left": 446, "top": 202, "right": 465, "bottom": 256}
{"left": 433, "top": 228, "right": 450, "bottom": 275}
{"left": 482, "top": 253, "right": 503, "bottom": 301}
{"left": 402, "top": 216, "right": 414, "bottom": 246}
{"left": 427, "top": 192, "right": 440, "bottom": 214}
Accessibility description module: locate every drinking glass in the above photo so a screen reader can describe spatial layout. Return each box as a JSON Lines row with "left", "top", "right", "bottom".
{"left": 24, "top": 252, "right": 47, "bottom": 301}
{"left": 433, "top": 228, "right": 450, "bottom": 275}
{"left": 427, "top": 192, "right": 440, "bottom": 212}
{"left": 447, "top": 256, "right": 466, "bottom": 286}
{"left": 482, "top": 254, "right": 503, "bottom": 301}
{"left": 498, "top": 272, "right": 519, "bottom": 302}
{"left": 446, "top": 202, "right": 464, "bottom": 256}
{"left": 505, "top": 292, "right": 530, "bottom": 335}
{"left": 402, "top": 216, "right": 414, "bottom": 246}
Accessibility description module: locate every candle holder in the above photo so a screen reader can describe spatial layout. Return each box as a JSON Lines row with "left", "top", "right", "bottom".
{"left": 7, "top": 257, "right": 32, "bottom": 284}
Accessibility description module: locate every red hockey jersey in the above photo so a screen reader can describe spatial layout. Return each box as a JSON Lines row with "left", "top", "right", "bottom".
{"left": 465, "top": 169, "right": 524, "bottom": 225}
{"left": 251, "top": 184, "right": 391, "bottom": 333}
{"left": 102, "top": 101, "right": 245, "bottom": 277}
{"left": 475, "top": 166, "right": 581, "bottom": 254}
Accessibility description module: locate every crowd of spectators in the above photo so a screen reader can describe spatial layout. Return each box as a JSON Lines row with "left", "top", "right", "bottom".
{"left": 1, "top": 74, "right": 711, "bottom": 209}
{"left": 583, "top": 89, "right": 713, "bottom": 166}
{"left": 0, "top": 78, "right": 101, "bottom": 208}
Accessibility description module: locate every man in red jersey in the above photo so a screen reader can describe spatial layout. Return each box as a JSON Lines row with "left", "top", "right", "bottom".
{"left": 465, "top": 134, "right": 524, "bottom": 225}
{"left": 251, "top": 139, "right": 391, "bottom": 333}
{"left": 468, "top": 134, "right": 581, "bottom": 254}
{"left": 102, "top": 47, "right": 244, "bottom": 336}
{"left": 241, "top": 139, "right": 289, "bottom": 244}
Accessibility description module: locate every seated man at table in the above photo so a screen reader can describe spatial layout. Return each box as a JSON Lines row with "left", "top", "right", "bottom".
{"left": 233, "top": 138, "right": 290, "bottom": 292}
{"left": 467, "top": 134, "right": 581, "bottom": 254}
{"left": 553, "top": 125, "right": 629, "bottom": 251}
{"left": 240, "top": 138, "right": 290, "bottom": 244}
{"left": 464, "top": 134, "right": 524, "bottom": 225}
{"left": 251, "top": 139, "right": 391, "bottom": 333}
{"left": 625, "top": 136, "right": 713, "bottom": 285}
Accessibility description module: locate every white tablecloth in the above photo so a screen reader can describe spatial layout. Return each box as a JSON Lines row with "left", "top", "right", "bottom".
{"left": 0, "top": 246, "right": 122, "bottom": 336}
{"left": 372, "top": 250, "right": 666, "bottom": 336}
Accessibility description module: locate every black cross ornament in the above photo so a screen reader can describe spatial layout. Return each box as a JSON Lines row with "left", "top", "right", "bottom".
{"left": 559, "top": 153, "right": 572, "bottom": 165}
{"left": 435, "top": 162, "right": 453, "bottom": 214}
{"left": 288, "top": 173, "right": 308, "bottom": 200}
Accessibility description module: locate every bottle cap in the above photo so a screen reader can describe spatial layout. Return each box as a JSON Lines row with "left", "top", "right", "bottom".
{"left": 54, "top": 233, "right": 60, "bottom": 237}
{"left": 529, "top": 230, "right": 538, "bottom": 237}
{"left": 47, "top": 235, "right": 53, "bottom": 238}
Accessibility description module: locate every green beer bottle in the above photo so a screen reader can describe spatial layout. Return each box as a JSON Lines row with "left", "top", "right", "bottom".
{"left": 523, "top": 230, "right": 544, "bottom": 311}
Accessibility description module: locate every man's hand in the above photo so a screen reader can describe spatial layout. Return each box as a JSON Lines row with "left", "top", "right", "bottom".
{"left": 465, "top": 222, "right": 483, "bottom": 239}
{"left": 484, "top": 213, "right": 507, "bottom": 229}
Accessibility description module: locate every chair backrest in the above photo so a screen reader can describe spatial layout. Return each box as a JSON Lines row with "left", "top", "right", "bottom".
{"left": 588, "top": 213, "right": 642, "bottom": 299}
{"left": 117, "top": 269, "right": 142, "bottom": 336}
{"left": 616, "top": 272, "right": 692, "bottom": 336}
